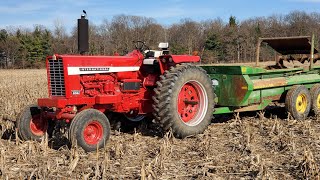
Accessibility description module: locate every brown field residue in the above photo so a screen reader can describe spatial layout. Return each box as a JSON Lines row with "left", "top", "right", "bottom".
{"left": 1, "top": 69, "right": 320, "bottom": 179}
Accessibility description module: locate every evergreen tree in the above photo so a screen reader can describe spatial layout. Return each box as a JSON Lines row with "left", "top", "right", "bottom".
{"left": 229, "top": 16, "right": 237, "bottom": 27}
{"left": 204, "top": 33, "right": 225, "bottom": 60}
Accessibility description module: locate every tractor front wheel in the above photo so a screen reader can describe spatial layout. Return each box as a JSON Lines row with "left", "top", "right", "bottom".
{"left": 285, "top": 85, "right": 311, "bottom": 120}
{"left": 17, "top": 104, "right": 48, "bottom": 141}
{"left": 153, "top": 64, "right": 215, "bottom": 138}
{"left": 69, "top": 109, "right": 111, "bottom": 152}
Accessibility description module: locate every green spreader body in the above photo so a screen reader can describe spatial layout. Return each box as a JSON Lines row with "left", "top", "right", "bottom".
{"left": 201, "top": 65, "right": 320, "bottom": 114}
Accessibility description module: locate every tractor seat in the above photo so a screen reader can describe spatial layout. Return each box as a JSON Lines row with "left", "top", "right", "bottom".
{"left": 145, "top": 51, "right": 155, "bottom": 59}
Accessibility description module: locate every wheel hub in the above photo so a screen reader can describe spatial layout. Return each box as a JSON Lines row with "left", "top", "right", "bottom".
{"left": 29, "top": 114, "right": 47, "bottom": 136}
{"left": 177, "top": 80, "right": 208, "bottom": 126}
{"left": 317, "top": 94, "right": 320, "bottom": 109}
{"left": 296, "top": 93, "right": 307, "bottom": 113}
{"left": 178, "top": 83, "right": 200, "bottom": 122}
{"left": 83, "top": 121, "right": 103, "bottom": 145}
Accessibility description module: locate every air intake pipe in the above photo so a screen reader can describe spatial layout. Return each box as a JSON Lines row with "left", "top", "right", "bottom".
{"left": 78, "top": 11, "right": 89, "bottom": 55}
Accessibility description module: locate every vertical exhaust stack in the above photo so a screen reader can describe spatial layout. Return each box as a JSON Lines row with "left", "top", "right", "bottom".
{"left": 78, "top": 11, "right": 89, "bottom": 55}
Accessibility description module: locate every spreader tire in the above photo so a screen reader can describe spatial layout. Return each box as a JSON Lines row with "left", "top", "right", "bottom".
{"left": 285, "top": 85, "right": 311, "bottom": 120}
{"left": 69, "top": 109, "right": 111, "bottom": 152}
{"left": 310, "top": 84, "right": 320, "bottom": 115}
{"left": 108, "top": 112, "right": 144, "bottom": 132}
{"left": 16, "top": 104, "right": 48, "bottom": 141}
{"left": 153, "top": 64, "right": 215, "bottom": 138}
{"left": 124, "top": 114, "right": 145, "bottom": 122}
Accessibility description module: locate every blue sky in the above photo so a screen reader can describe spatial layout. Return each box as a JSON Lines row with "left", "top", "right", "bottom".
{"left": 0, "top": 0, "right": 319, "bottom": 31}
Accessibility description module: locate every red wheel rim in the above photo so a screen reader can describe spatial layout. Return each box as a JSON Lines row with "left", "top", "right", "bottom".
{"left": 177, "top": 80, "right": 208, "bottom": 126}
{"left": 83, "top": 121, "right": 104, "bottom": 145}
{"left": 29, "top": 114, "right": 48, "bottom": 136}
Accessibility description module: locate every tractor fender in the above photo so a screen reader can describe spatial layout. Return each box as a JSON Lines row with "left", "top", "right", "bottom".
{"left": 160, "top": 55, "right": 200, "bottom": 64}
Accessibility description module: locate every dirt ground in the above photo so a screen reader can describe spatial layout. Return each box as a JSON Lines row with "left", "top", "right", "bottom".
{"left": 0, "top": 69, "right": 320, "bottom": 179}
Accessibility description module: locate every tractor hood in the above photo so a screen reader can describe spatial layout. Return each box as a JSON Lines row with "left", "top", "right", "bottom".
{"left": 48, "top": 50, "right": 144, "bottom": 68}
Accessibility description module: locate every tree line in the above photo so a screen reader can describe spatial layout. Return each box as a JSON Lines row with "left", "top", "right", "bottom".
{"left": 0, "top": 11, "right": 320, "bottom": 68}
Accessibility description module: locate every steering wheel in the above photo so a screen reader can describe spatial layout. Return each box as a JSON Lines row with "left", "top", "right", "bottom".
{"left": 133, "top": 40, "right": 150, "bottom": 52}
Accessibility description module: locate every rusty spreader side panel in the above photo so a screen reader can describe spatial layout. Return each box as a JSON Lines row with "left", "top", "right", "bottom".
{"left": 209, "top": 74, "right": 252, "bottom": 106}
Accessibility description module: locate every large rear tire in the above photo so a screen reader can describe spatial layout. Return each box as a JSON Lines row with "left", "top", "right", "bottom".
{"left": 16, "top": 104, "right": 48, "bottom": 141}
{"left": 285, "top": 85, "right": 311, "bottom": 120}
{"left": 69, "top": 109, "right": 111, "bottom": 152}
{"left": 153, "top": 64, "right": 215, "bottom": 138}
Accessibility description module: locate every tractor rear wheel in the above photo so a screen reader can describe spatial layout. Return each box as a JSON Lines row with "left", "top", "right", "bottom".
{"left": 310, "top": 84, "right": 320, "bottom": 115}
{"left": 153, "top": 64, "right": 215, "bottom": 138}
{"left": 69, "top": 109, "right": 111, "bottom": 152}
{"left": 17, "top": 104, "right": 48, "bottom": 141}
{"left": 285, "top": 85, "right": 311, "bottom": 120}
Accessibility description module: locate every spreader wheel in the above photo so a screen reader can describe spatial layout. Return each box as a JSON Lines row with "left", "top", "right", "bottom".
{"left": 285, "top": 85, "right": 311, "bottom": 120}
{"left": 153, "top": 64, "right": 215, "bottom": 138}
{"left": 69, "top": 109, "right": 111, "bottom": 152}
{"left": 17, "top": 104, "right": 48, "bottom": 141}
{"left": 124, "top": 113, "right": 146, "bottom": 122}
{"left": 310, "top": 84, "right": 320, "bottom": 115}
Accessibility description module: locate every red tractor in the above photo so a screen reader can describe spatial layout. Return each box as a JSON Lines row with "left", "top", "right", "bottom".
{"left": 17, "top": 14, "right": 214, "bottom": 152}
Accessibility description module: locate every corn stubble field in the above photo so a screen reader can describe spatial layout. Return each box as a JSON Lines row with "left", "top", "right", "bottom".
{"left": 0, "top": 69, "right": 320, "bottom": 179}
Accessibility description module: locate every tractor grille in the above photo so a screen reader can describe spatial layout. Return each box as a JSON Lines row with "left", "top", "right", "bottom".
{"left": 48, "top": 59, "right": 65, "bottom": 96}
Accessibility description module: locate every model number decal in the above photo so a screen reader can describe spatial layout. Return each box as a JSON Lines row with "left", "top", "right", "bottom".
{"left": 72, "top": 90, "right": 80, "bottom": 95}
{"left": 79, "top": 67, "right": 110, "bottom": 71}
{"left": 67, "top": 66, "right": 140, "bottom": 75}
